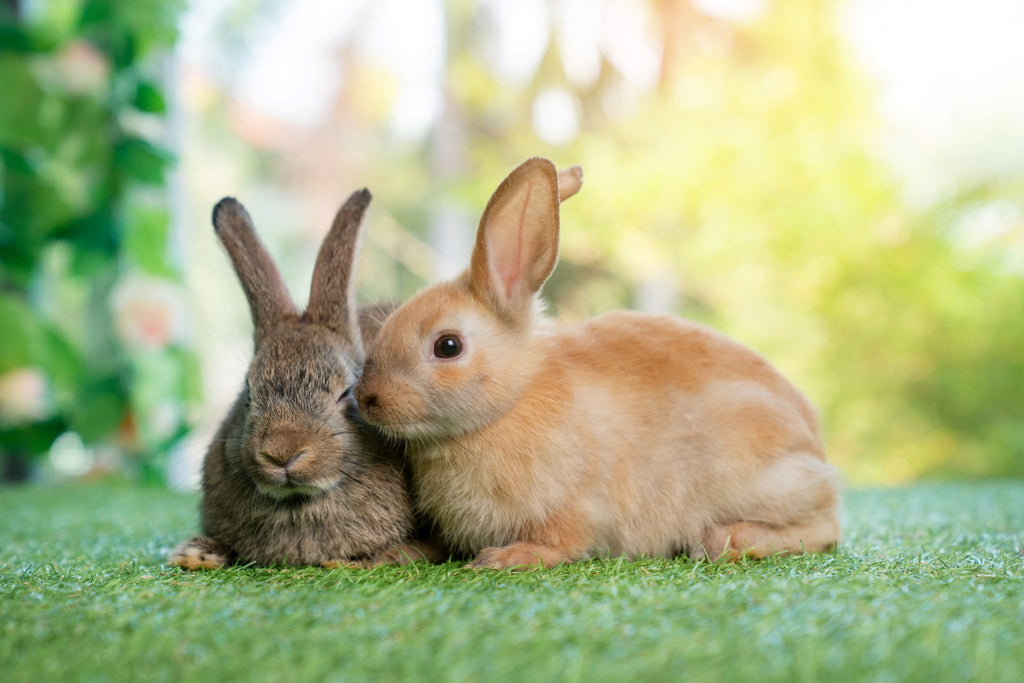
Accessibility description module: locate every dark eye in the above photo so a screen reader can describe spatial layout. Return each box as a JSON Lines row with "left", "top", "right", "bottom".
{"left": 337, "top": 386, "right": 353, "bottom": 403}
{"left": 433, "top": 334, "right": 464, "bottom": 359}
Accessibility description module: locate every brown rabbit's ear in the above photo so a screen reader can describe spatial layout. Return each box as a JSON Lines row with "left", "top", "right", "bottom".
{"left": 304, "top": 188, "right": 371, "bottom": 340}
{"left": 557, "top": 165, "right": 584, "bottom": 202}
{"left": 213, "top": 197, "right": 297, "bottom": 345}
{"left": 468, "top": 157, "right": 560, "bottom": 319}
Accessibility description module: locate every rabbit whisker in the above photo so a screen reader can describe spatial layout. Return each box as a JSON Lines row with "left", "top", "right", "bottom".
{"left": 337, "top": 467, "right": 371, "bottom": 490}
{"left": 201, "top": 467, "right": 256, "bottom": 494}
{"left": 306, "top": 409, "right": 333, "bottom": 440}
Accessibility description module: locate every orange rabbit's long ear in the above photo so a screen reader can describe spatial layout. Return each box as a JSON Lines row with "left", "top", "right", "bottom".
{"left": 213, "top": 197, "right": 297, "bottom": 346}
{"left": 557, "top": 165, "right": 584, "bottom": 202}
{"left": 468, "top": 157, "right": 561, "bottom": 320}
{"left": 304, "top": 188, "right": 371, "bottom": 343}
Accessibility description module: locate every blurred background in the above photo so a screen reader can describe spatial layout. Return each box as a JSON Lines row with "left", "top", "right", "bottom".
{"left": 1, "top": 0, "right": 1022, "bottom": 488}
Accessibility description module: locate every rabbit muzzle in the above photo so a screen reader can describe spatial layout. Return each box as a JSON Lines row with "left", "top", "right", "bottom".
{"left": 248, "top": 427, "right": 330, "bottom": 498}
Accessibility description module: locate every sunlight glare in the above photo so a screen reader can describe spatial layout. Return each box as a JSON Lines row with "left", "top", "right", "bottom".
{"left": 532, "top": 87, "right": 580, "bottom": 145}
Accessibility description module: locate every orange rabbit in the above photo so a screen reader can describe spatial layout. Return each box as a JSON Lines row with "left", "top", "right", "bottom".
{"left": 355, "top": 157, "right": 839, "bottom": 569}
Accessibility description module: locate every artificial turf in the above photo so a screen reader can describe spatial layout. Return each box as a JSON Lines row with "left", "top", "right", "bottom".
{"left": 2, "top": 481, "right": 1022, "bottom": 682}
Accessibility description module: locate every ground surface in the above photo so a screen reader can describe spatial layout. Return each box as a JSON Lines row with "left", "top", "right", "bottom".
{"left": 1, "top": 481, "right": 1022, "bottom": 682}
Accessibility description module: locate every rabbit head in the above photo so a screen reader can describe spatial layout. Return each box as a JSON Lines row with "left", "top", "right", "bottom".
{"left": 355, "top": 158, "right": 569, "bottom": 442}
{"left": 213, "top": 192, "right": 375, "bottom": 498}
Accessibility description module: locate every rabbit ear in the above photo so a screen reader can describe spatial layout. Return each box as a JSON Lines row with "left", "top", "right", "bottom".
{"left": 213, "top": 197, "right": 297, "bottom": 345}
{"left": 468, "top": 157, "right": 561, "bottom": 319}
{"left": 304, "top": 188, "right": 371, "bottom": 340}
{"left": 557, "top": 165, "right": 584, "bottom": 202}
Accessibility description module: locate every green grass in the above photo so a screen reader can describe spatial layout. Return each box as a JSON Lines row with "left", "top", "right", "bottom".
{"left": 2, "top": 482, "right": 1022, "bottom": 682}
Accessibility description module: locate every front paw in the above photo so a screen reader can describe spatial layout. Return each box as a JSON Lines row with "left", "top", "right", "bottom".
{"left": 469, "top": 543, "right": 567, "bottom": 570}
{"left": 169, "top": 536, "right": 233, "bottom": 570}
{"left": 322, "top": 559, "right": 366, "bottom": 569}
{"left": 333, "top": 540, "right": 449, "bottom": 569}
{"left": 371, "top": 546, "right": 425, "bottom": 567}
{"left": 379, "top": 539, "right": 448, "bottom": 566}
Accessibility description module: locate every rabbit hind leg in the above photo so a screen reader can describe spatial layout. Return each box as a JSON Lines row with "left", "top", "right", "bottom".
{"left": 690, "top": 517, "right": 839, "bottom": 562}
{"left": 691, "top": 453, "right": 841, "bottom": 562}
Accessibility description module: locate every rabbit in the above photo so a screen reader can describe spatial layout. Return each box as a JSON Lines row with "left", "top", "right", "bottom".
{"left": 353, "top": 157, "right": 840, "bottom": 569}
{"left": 169, "top": 189, "right": 424, "bottom": 570}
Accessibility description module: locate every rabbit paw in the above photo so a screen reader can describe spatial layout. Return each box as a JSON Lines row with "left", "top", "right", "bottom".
{"left": 692, "top": 519, "right": 839, "bottom": 562}
{"left": 169, "top": 536, "right": 233, "bottom": 570}
{"left": 468, "top": 543, "right": 569, "bottom": 570}
{"left": 321, "top": 559, "right": 366, "bottom": 569}
{"left": 378, "top": 539, "right": 448, "bottom": 566}
{"left": 332, "top": 540, "right": 447, "bottom": 569}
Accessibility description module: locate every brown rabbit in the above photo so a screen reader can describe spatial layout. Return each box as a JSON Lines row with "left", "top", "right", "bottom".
{"left": 354, "top": 158, "right": 840, "bottom": 569}
{"left": 169, "top": 190, "right": 418, "bottom": 569}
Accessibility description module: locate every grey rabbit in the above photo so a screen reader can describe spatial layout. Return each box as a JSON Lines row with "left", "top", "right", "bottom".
{"left": 169, "top": 189, "right": 422, "bottom": 569}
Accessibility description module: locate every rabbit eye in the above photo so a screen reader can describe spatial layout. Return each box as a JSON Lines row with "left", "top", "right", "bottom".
{"left": 433, "top": 334, "right": 464, "bottom": 360}
{"left": 338, "top": 386, "right": 353, "bottom": 403}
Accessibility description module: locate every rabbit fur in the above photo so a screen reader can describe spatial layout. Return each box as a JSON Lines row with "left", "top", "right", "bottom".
{"left": 169, "top": 190, "right": 419, "bottom": 569}
{"left": 354, "top": 157, "right": 840, "bottom": 569}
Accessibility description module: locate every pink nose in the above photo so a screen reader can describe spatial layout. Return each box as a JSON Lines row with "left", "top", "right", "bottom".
{"left": 258, "top": 449, "right": 306, "bottom": 470}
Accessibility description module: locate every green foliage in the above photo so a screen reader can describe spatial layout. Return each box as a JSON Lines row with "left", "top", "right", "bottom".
{"left": 366, "top": 0, "right": 1024, "bottom": 483}
{"left": 2, "top": 482, "right": 1023, "bottom": 681}
{"left": 23, "top": 0, "right": 1013, "bottom": 484}
{"left": 0, "top": 0, "right": 195, "bottom": 480}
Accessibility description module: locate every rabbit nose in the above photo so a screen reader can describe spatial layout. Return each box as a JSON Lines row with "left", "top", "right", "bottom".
{"left": 258, "top": 449, "right": 306, "bottom": 470}
{"left": 257, "top": 428, "right": 309, "bottom": 470}
{"left": 352, "top": 383, "right": 379, "bottom": 413}
{"left": 360, "top": 393, "right": 380, "bottom": 412}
